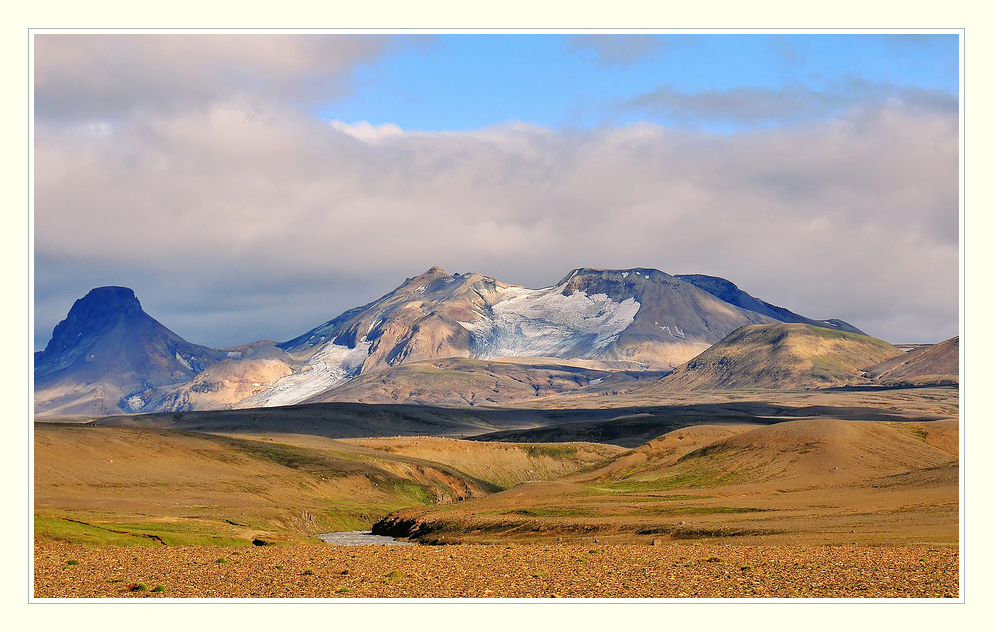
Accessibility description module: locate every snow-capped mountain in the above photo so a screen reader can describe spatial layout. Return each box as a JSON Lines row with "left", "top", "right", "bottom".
{"left": 240, "top": 266, "right": 856, "bottom": 408}
{"left": 34, "top": 268, "right": 865, "bottom": 415}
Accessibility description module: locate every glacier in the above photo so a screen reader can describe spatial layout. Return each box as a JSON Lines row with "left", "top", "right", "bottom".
{"left": 461, "top": 286, "right": 641, "bottom": 359}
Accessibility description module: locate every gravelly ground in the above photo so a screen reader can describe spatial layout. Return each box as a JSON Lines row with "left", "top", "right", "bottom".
{"left": 33, "top": 538, "right": 958, "bottom": 599}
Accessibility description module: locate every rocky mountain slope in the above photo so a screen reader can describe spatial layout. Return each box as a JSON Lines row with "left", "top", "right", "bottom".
{"left": 675, "top": 274, "right": 865, "bottom": 334}
{"left": 863, "top": 336, "right": 959, "bottom": 386}
{"left": 35, "top": 268, "right": 871, "bottom": 415}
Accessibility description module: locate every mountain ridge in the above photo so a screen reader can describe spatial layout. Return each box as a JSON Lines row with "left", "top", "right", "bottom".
{"left": 35, "top": 268, "right": 881, "bottom": 416}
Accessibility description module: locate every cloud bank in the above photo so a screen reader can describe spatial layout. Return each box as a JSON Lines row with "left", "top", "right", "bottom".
{"left": 33, "top": 34, "right": 960, "bottom": 349}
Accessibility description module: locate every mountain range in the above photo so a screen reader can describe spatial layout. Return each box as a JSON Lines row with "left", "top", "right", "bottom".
{"left": 36, "top": 266, "right": 940, "bottom": 417}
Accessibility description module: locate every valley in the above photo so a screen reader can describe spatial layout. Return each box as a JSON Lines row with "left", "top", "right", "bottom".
{"left": 33, "top": 384, "right": 959, "bottom": 598}
{"left": 32, "top": 267, "right": 961, "bottom": 599}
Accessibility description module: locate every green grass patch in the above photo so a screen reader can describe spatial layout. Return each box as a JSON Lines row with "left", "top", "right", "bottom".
{"left": 36, "top": 514, "right": 253, "bottom": 547}
{"left": 385, "top": 479, "right": 435, "bottom": 505}
{"left": 35, "top": 516, "right": 157, "bottom": 547}
{"left": 592, "top": 470, "right": 742, "bottom": 493}
{"left": 94, "top": 520, "right": 250, "bottom": 546}
{"left": 524, "top": 444, "right": 579, "bottom": 460}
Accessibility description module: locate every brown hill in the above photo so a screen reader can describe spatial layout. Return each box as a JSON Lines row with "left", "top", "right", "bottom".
{"left": 587, "top": 417, "right": 957, "bottom": 488}
{"left": 34, "top": 423, "right": 620, "bottom": 545}
{"left": 864, "top": 336, "right": 959, "bottom": 386}
{"left": 374, "top": 417, "right": 959, "bottom": 546}
{"left": 649, "top": 323, "right": 903, "bottom": 392}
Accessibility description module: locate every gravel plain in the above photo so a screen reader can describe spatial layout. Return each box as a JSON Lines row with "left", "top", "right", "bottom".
{"left": 34, "top": 538, "right": 958, "bottom": 599}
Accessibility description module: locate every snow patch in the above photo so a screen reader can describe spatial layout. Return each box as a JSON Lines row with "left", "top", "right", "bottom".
{"left": 656, "top": 322, "right": 686, "bottom": 338}
{"left": 175, "top": 352, "right": 192, "bottom": 371}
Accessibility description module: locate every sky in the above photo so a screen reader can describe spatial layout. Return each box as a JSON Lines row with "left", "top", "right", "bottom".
{"left": 32, "top": 32, "right": 961, "bottom": 351}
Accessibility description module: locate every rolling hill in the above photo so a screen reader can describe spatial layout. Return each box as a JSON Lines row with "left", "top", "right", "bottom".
{"left": 648, "top": 323, "right": 904, "bottom": 392}
{"left": 373, "top": 416, "right": 959, "bottom": 546}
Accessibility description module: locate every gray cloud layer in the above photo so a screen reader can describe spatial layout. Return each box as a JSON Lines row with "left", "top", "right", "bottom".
{"left": 569, "top": 34, "right": 667, "bottom": 65}
{"left": 35, "top": 34, "right": 418, "bottom": 122}
{"left": 33, "top": 35, "right": 960, "bottom": 350}
{"left": 617, "top": 80, "right": 959, "bottom": 127}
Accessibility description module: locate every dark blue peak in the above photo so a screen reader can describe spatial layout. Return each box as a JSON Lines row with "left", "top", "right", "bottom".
{"left": 71, "top": 286, "right": 143, "bottom": 321}
{"left": 36, "top": 287, "right": 146, "bottom": 363}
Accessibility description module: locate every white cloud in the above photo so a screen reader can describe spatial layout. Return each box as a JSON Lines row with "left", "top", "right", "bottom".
{"left": 34, "top": 98, "right": 959, "bottom": 346}
{"left": 329, "top": 120, "right": 405, "bottom": 141}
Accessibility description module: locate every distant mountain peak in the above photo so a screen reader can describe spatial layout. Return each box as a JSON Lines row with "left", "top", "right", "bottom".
{"left": 34, "top": 286, "right": 228, "bottom": 416}
{"left": 37, "top": 286, "right": 142, "bottom": 359}
{"left": 68, "top": 285, "right": 142, "bottom": 320}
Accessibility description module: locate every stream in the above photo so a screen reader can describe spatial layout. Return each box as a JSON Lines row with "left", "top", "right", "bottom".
{"left": 314, "top": 531, "right": 414, "bottom": 546}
